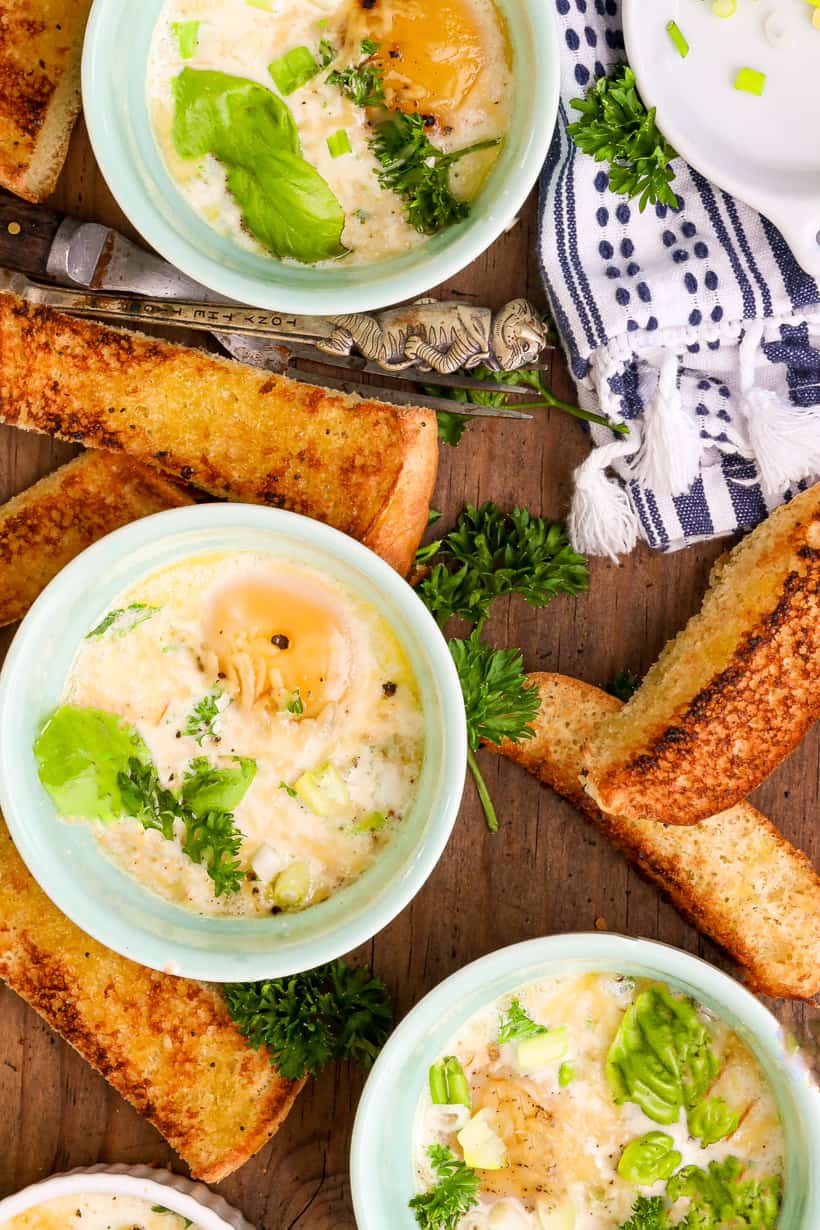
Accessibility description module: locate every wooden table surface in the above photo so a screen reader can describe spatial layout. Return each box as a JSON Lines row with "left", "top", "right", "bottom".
{"left": 0, "top": 122, "right": 817, "bottom": 1230}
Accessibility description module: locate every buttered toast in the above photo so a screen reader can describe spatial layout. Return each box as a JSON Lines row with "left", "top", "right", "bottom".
{"left": 0, "top": 295, "right": 438, "bottom": 575}
{"left": 0, "top": 451, "right": 193, "bottom": 627}
{"left": 0, "top": 815, "right": 302, "bottom": 1181}
{"left": 497, "top": 673, "right": 820, "bottom": 1000}
{"left": 583, "top": 484, "right": 820, "bottom": 825}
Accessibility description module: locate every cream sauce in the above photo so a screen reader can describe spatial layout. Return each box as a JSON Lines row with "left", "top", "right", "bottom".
{"left": 3, "top": 1193, "right": 197, "bottom": 1230}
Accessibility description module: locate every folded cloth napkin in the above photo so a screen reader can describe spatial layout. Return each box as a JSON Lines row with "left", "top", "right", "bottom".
{"left": 539, "top": 0, "right": 820, "bottom": 558}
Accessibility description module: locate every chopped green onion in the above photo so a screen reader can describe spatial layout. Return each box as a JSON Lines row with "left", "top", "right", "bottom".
{"left": 712, "top": 0, "right": 737, "bottom": 15}
{"left": 327, "top": 128, "right": 352, "bottom": 158}
{"left": 734, "top": 67, "right": 766, "bottom": 95}
{"left": 558, "top": 1061, "right": 576, "bottom": 1087}
{"left": 172, "top": 20, "right": 200, "bottom": 59}
{"left": 269, "top": 46, "right": 320, "bottom": 95}
{"left": 429, "top": 1056, "right": 472, "bottom": 1108}
{"left": 353, "top": 810, "right": 387, "bottom": 833}
{"left": 246, "top": 0, "right": 273, "bottom": 9}
{"left": 665, "top": 19, "right": 689, "bottom": 57}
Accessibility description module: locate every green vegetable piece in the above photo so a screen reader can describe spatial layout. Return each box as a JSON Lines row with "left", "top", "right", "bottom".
{"left": 734, "top": 67, "right": 766, "bottom": 96}
{"left": 86, "top": 603, "right": 159, "bottom": 639}
{"left": 224, "top": 958, "right": 392, "bottom": 1079}
{"left": 34, "top": 706, "right": 151, "bottom": 824}
{"left": 269, "top": 45, "right": 320, "bottom": 95}
{"left": 514, "top": 1028, "right": 568, "bottom": 1072}
{"left": 605, "top": 669, "right": 640, "bottom": 702}
{"left": 172, "top": 20, "right": 200, "bottom": 59}
{"left": 327, "top": 128, "right": 352, "bottom": 158}
{"left": 568, "top": 64, "right": 678, "bottom": 211}
{"left": 181, "top": 756, "right": 256, "bottom": 815}
{"left": 268, "top": 860, "right": 311, "bottom": 909}
{"left": 353, "top": 810, "right": 387, "bottom": 833}
{"left": 558, "top": 1061, "right": 575, "bottom": 1087}
{"left": 409, "top": 1143, "right": 480, "bottom": 1229}
{"left": 327, "top": 40, "right": 385, "bottom": 107}
{"left": 171, "top": 68, "right": 345, "bottom": 263}
{"left": 666, "top": 1156, "right": 781, "bottom": 1228}
{"left": 294, "top": 763, "right": 349, "bottom": 816}
{"left": 616, "top": 1195, "right": 669, "bottom": 1229}
{"left": 606, "top": 986, "right": 719, "bottom": 1125}
{"left": 429, "top": 1056, "right": 472, "bottom": 1108}
{"left": 687, "top": 1095, "right": 740, "bottom": 1147}
{"left": 712, "top": 0, "right": 737, "bottom": 16}
{"left": 286, "top": 688, "right": 304, "bottom": 715}
{"left": 665, "top": 20, "right": 689, "bottom": 58}
{"left": 183, "top": 686, "right": 225, "bottom": 744}
{"left": 617, "top": 1132, "right": 682, "bottom": 1185}
{"left": 498, "top": 997, "right": 549, "bottom": 1043}
{"left": 279, "top": 780, "right": 298, "bottom": 798}
{"left": 318, "top": 37, "right": 336, "bottom": 67}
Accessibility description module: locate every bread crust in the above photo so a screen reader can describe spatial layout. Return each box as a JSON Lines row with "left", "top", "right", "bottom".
{"left": 0, "top": 816, "right": 303, "bottom": 1181}
{"left": 0, "top": 450, "right": 194, "bottom": 627}
{"left": 496, "top": 673, "right": 820, "bottom": 1001}
{"left": 583, "top": 484, "right": 820, "bottom": 824}
{"left": 0, "top": 0, "right": 91, "bottom": 201}
{"left": 0, "top": 295, "right": 438, "bottom": 575}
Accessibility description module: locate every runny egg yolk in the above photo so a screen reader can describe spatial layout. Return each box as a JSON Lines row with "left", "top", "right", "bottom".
{"left": 202, "top": 575, "right": 351, "bottom": 717}
{"left": 375, "top": 0, "right": 487, "bottom": 120}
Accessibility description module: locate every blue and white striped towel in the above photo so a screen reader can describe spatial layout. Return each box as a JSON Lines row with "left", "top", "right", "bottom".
{"left": 539, "top": 0, "right": 820, "bottom": 558}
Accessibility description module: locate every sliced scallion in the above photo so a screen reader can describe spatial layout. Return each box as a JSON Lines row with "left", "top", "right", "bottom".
{"left": 665, "top": 19, "right": 689, "bottom": 57}
{"left": 429, "top": 1056, "right": 472, "bottom": 1108}
{"left": 269, "top": 46, "right": 320, "bottom": 95}
{"left": 712, "top": 0, "right": 737, "bottom": 16}
{"left": 327, "top": 128, "right": 352, "bottom": 158}
{"left": 734, "top": 67, "right": 766, "bottom": 95}
{"left": 171, "top": 20, "right": 200, "bottom": 59}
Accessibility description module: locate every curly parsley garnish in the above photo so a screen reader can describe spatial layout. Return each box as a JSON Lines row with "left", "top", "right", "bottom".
{"left": 568, "top": 64, "right": 678, "bottom": 211}
{"left": 327, "top": 39, "right": 385, "bottom": 107}
{"left": 183, "top": 686, "right": 226, "bottom": 744}
{"left": 408, "top": 1144, "right": 480, "bottom": 1230}
{"left": 224, "top": 959, "right": 392, "bottom": 1080}
{"left": 605, "top": 668, "right": 641, "bottom": 703}
{"left": 497, "top": 997, "right": 549, "bottom": 1043}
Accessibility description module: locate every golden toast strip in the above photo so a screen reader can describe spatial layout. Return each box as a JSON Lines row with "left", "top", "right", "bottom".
{"left": 497, "top": 673, "right": 820, "bottom": 1000}
{"left": 0, "top": 1, "right": 92, "bottom": 201}
{"left": 0, "top": 295, "right": 438, "bottom": 574}
{"left": 583, "top": 484, "right": 820, "bottom": 825}
{"left": 0, "top": 451, "right": 194, "bottom": 627}
{"left": 0, "top": 816, "right": 302, "bottom": 1180}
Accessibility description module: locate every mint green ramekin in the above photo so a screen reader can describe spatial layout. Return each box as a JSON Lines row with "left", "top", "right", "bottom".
{"left": 351, "top": 933, "right": 820, "bottom": 1230}
{"left": 81, "top": 0, "right": 559, "bottom": 313}
{"left": 0, "top": 505, "right": 466, "bottom": 981}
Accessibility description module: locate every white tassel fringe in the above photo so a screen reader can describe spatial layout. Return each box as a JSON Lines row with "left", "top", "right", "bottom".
{"left": 628, "top": 352, "right": 702, "bottom": 497}
{"left": 569, "top": 437, "right": 640, "bottom": 561}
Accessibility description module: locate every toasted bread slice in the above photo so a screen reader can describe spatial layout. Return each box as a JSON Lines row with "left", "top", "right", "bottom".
{"left": 583, "top": 484, "right": 820, "bottom": 825}
{"left": 496, "top": 673, "right": 820, "bottom": 1000}
{"left": 0, "top": 1, "right": 92, "bottom": 201}
{"left": 0, "top": 295, "right": 438, "bottom": 574}
{"left": 0, "top": 815, "right": 302, "bottom": 1180}
{"left": 0, "top": 450, "right": 193, "bottom": 627}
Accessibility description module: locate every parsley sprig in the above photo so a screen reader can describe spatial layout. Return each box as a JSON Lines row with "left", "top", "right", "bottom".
{"left": 605, "top": 668, "right": 640, "bottom": 703}
{"left": 408, "top": 1144, "right": 480, "bottom": 1230}
{"left": 224, "top": 959, "right": 392, "bottom": 1080}
{"left": 327, "top": 39, "right": 385, "bottom": 107}
{"left": 618, "top": 1196, "right": 669, "bottom": 1230}
{"left": 183, "top": 686, "right": 226, "bottom": 744}
{"left": 370, "top": 112, "right": 500, "bottom": 236}
{"left": 568, "top": 64, "right": 678, "bottom": 211}
{"left": 497, "top": 997, "right": 549, "bottom": 1043}
{"left": 418, "top": 503, "right": 589, "bottom": 629}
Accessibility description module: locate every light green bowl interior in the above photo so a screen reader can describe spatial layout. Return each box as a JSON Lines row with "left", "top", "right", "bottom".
{"left": 351, "top": 934, "right": 820, "bottom": 1230}
{"left": 0, "top": 506, "right": 466, "bottom": 981}
{"left": 81, "top": 0, "right": 559, "bottom": 312}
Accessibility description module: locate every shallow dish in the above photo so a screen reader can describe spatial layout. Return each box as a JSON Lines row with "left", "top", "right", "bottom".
{"left": 0, "top": 1164, "right": 252, "bottom": 1230}
{"left": 81, "top": 0, "right": 559, "bottom": 313}
{"left": 351, "top": 933, "right": 820, "bottom": 1230}
{"left": 0, "top": 504, "right": 466, "bottom": 981}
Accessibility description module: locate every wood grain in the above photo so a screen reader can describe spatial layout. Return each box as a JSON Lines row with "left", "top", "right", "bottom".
{"left": 0, "top": 120, "right": 817, "bottom": 1229}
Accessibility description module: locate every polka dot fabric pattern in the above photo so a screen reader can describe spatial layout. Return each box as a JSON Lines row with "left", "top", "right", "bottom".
{"left": 540, "top": 0, "right": 820, "bottom": 557}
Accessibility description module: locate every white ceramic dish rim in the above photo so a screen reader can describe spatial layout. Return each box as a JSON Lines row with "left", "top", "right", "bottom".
{"left": 80, "top": 0, "right": 561, "bottom": 314}
{"left": 0, "top": 503, "right": 467, "bottom": 981}
{"left": 0, "top": 1165, "right": 253, "bottom": 1230}
{"left": 350, "top": 932, "right": 820, "bottom": 1230}
{"left": 622, "top": 0, "right": 820, "bottom": 277}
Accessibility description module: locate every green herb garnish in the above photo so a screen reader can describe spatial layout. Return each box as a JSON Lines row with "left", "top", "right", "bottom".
{"left": 568, "top": 64, "right": 678, "bottom": 211}
{"left": 86, "top": 603, "right": 159, "bottom": 639}
{"left": 181, "top": 755, "right": 256, "bottom": 815}
{"left": 617, "top": 1195, "right": 669, "bottom": 1230}
{"left": 318, "top": 37, "right": 336, "bottom": 67}
{"left": 418, "top": 503, "right": 589, "bottom": 629}
{"left": 497, "top": 997, "right": 549, "bottom": 1043}
{"left": 224, "top": 959, "right": 392, "bottom": 1079}
{"left": 151, "top": 1208, "right": 192, "bottom": 1229}
{"left": 435, "top": 408, "right": 472, "bottom": 447}
{"left": 118, "top": 757, "right": 178, "bottom": 840}
{"left": 181, "top": 808, "right": 243, "bottom": 896}
{"left": 279, "top": 780, "right": 298, "bottom": 798}
{"left": 605, "top": 669, "right": 640, "bottom": 703}
{"left": 286, "top": 688, "right": 305, "bottom": 715}
{"left": 327, "top": 40, "right": 385, "bottom": 107}
{"left": 183, "top": 686, "right": 226, "bottom": 744}
{"left": 408, "top": 1144, "right": 480, "bottom": 1230}
{"left": 666, "top": 1157, "right": 781, "bottom": 1228}
{"left": 449, "top": 632, "right": 540, "bottom": 832}
{"left": 370, "top": 111, "right": 499, "bottom": 236}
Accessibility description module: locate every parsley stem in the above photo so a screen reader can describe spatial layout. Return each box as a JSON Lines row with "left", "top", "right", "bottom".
{"left": 509, "top": 398, "right": 629, "bottom": 435}
{"left": 467, "top": 746, "right": 498, "bottom": 833}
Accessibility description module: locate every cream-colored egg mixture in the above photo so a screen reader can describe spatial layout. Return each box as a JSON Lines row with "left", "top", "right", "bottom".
{"left": 4, "top": 1194, "right": 196, "bottom": 1230}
